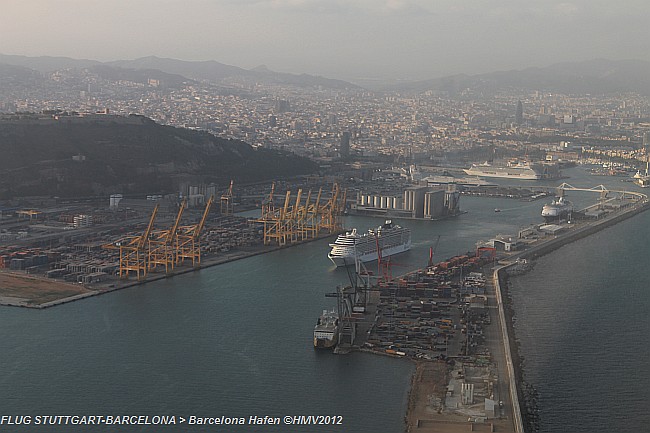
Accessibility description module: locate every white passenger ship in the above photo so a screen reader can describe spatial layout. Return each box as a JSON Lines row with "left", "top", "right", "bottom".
{"left": 464, "top": 161, "right": 543, "bottom": 180}
{"left": 541, "top": 196, "right": 573, "bottom": 221}
{"left": 327, "top": 220, "right": 411, "bottom": 267}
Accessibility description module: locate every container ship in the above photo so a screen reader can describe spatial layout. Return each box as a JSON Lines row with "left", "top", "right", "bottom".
{"left": 313, "top": 310, "right": 339, "bottom": 349}
{"left": 541, "top": 196, "right": 573, "bottom": 221}
{"left": 328, "top": 220, "right": 411, "bottom": 267}
{"left": 464, "top": 161, "right": 544, "bottom": 180}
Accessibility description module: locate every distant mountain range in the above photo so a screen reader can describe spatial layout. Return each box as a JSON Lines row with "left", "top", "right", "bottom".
{"left": 388, "top": 59, "right": 650, "bottom": 96}
{"left": 2, "top": 53, "right": 650, "bottom": 95}
{"left": 0, "top": 54, "right": 360, "bottom": 90}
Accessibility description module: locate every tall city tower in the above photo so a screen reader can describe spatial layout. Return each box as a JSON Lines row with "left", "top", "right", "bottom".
{"left": 515, "top": 100, "right": 524, "bottom": 125}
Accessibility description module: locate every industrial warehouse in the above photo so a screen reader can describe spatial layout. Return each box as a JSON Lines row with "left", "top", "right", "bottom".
{"left": 349, "top": 185, "right": 461, "bottom": 220}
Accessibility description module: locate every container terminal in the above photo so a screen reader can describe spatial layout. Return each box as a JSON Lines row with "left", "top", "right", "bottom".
{"left": 0, "top": 172, "right": 556, "bottom": 308}
{"left": 0, "top": 181, "right": 347, "bottom": 308}
{"left": 322, "top": 184, "right": 648, "bottom": 433}
{"left": 0, "top": 174, "right": 557, "bottom": 308}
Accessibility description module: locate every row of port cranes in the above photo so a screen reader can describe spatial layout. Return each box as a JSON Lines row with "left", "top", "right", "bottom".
{"left": 103, "top": 196, "right": 214, "bottom": 280}
{"left": 256, "top": 182, "right": 347, "bottom": 246}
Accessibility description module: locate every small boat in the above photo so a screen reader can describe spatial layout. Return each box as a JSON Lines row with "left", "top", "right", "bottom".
{"left": 494, "top": 208, "right": 501, "bottom": 213}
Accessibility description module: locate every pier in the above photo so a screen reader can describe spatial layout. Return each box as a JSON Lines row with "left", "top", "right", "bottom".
{"left": 337, "top": 186, "right": 649, "bottom": 432}
{"left": 493, "top": 265, "right": 524, "bottom": 433}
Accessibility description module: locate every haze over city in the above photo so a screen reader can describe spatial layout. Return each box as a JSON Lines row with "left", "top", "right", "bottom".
{"left": 2, "top": 0, "right": 650, "bottom": 81}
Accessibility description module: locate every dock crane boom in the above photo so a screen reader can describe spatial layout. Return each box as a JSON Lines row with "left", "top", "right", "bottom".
{"left": 148, "top": 199, "right": 186, "bottom": 273}
{"left": 220, "top": 180, "right": 234, "bottom": 215}
{"left": 176, "top": 196, "right": 214, "bottom": 267}
{"left": 194, "top": 195, "right": 214, "bottom": 239}
{"left": 115, "top": 204, "right": 159, "bottom": 280}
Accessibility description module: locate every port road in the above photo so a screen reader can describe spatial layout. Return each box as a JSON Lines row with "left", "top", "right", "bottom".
{"left": 485, "top": 268, "right": 522, "bottom": 433}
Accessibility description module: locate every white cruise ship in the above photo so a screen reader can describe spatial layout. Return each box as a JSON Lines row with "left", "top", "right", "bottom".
{"left": 541, "top": 196, "right": 573, "bottom": 221}
{"left": 633, "top": 162, "right": 650, "bottom": 188}
{"left": 328, "top": 220, "right": 411, "bottom": 267}
{"left": 464, "top": 161, "right": 543, "bottom": 180}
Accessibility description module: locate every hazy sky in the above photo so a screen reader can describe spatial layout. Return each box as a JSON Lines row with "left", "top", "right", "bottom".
{"left": 2, "top": 0, "right": 649, "bottom": 81}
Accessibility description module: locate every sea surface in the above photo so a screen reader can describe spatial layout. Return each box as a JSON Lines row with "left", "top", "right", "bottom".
{"left": 0, "top": 166, "right": 647, "bottom": 432}
{"left": 509, "top": 211, "right": 650, "bottom": 433}
{"left": 507, "top": 173, "right": 650, "bottom": 433}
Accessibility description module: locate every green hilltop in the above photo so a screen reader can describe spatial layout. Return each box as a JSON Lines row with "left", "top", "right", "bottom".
{"left": 0, "top": 113, "right": 317, "bottom": 198}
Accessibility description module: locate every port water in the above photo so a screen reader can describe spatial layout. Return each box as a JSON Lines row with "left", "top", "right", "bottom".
{"left": 0, "top": 166, "right": 647, "bottom": 432}
{"left": 509, "top": 210, "right": 650, "bottom": 432}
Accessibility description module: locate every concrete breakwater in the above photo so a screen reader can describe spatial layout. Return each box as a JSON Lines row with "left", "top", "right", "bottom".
{"left": 494, "top": 265, "right": 525, "bottom": 433}
{"left": 493, "top": 199, "right": 649, "bottom": 433}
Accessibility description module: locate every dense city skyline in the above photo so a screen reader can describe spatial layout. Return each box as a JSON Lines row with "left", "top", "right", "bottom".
{"left": 2, "top": 0, "right": 650, "bottom": 81}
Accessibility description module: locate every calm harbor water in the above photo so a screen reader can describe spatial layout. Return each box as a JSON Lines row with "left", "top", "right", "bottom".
{"left": 0, "top": 166, "right": 647, "bottom": 432}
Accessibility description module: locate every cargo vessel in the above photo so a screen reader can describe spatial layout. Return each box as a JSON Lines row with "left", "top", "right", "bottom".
{"left": 327, "top": 220, "right": 411, "bottom": 267}
{"left": 313, "top": 309, "right": 339, "bottom": 349}
{"left": 542, "top": 196, "right": 573, "bottom": 221}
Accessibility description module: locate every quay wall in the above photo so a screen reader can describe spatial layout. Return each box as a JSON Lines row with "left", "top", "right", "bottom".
{"left": 519, "top": 201, "right": 649, "bottom": 261}
{"left": 494, "top": 265, "right": 525, "bottom": 433}
{"left": 1, "top": 233, "right": 339, "bottom": 310}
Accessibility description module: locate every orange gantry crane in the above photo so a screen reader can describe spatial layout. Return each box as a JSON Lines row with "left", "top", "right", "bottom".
{"left": 175, "top": 195, "right": 214, "bottom": 267}
{"left": 147, "top": 199, "right": 186, "bottom": 274}
{"left": 111, "top": 204, "right": 159, "bottom": 280}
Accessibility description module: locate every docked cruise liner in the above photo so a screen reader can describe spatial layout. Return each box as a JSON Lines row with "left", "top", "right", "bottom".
{"left": 328, "top": 220, "right": 411, "bottom": 267}
{"left": 541, "top": 196, "right": 573, "bottom": 221}
{"left": 633, "top": 162, "right": 650, "bottom": 188}
{"left": 313, "top": 310, "right": 338, "bottom": 349}
{"left": 465, "top": 161, "right": 545, "bottom": 180}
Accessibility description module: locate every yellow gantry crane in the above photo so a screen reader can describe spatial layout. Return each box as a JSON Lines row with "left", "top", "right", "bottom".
{"left": 319, "top": 183, "right": 346, "bottom": 234}
{"left": 257, "top": 183, "right": 278, "bottom": 246}
{"left": 295, "top": 189, "right": 311, "bottom": 242}
{"left": 305, "top": 187, "right": 323, "bottom": 238}
{"left": 176, "top": 195, "right": 214, "bottom": 267}
{"left": 147, "top": 199, "right": 186, "bottom": 274}
{"left": 220, "top": 180, "right": 234, "bottom": 215}
{"left": 285, "top": 188, "right": 303, "bottom": 244}
{"left": 112, "top": 204, "right": 159, "bottom": 280}
{"left": 265, "top": 190, "right": 292, "bottom": 246}
{"left": 256, "top": 183, "right": 346, "bottom": 246}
